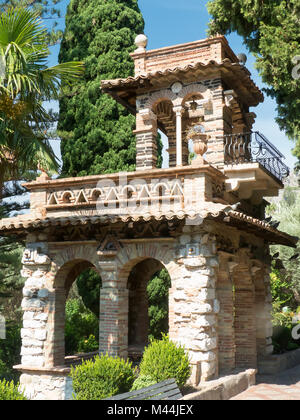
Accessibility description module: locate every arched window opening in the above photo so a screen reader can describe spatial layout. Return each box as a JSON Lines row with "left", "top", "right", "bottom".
{"left": 52, "top": 260, "right": 102, "bottom": 367}
{"left": 65, "top": 268, "right": 102, "bottom": 358}
{"left": 127, "top": 258, "right": 171, "bottom": 362}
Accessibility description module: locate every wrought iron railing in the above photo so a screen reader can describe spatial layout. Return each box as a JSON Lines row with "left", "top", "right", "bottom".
{"left": 224, "top": 131, "right": 290, "bottom": 181}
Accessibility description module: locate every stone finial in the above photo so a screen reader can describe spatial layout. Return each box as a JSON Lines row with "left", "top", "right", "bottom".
{"left": 37, "top": 162, "right": 51, "bottom": 181}
{"left": 135, "top": 34, "right": 148, "bottom": 52}
{"left": 237, "top": 53, "right": 247, "bottom": 65}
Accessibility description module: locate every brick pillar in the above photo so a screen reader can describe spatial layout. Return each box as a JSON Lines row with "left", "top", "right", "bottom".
{"left": 45, "top": 287, "right": 66, "bottom": 367}
{"left": 99, "top": 284, "right": 128, "bottom": 359}
{"left": 216, "top": 253, "right": 235, "bottom": 372}
{"left": 254, "top": 266, "right": 273, "bottom": 357}
{"left": 233, "top": 252, "right": 257, "bottom": 368}
{"left": 167, "top": 133, "right": 177, "bottom": 168}
{"left": 170, "top": 231, "right": 219, "bottom": 385}
{"left": 204, "top": 79, "right": 228, "bottom": 169}
{"left": 182, "top": 138, "right": 189, "bottom": 166}
{"left": 134, "top": 109, "right": 158, "bottom": 171}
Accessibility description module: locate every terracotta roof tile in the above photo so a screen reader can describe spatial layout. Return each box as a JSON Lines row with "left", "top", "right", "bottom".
{"left": 0, "top": 204, "right": 296, "bottom": 247}
{"left": 101, "top": 59, "right": 263, "bottom": 106}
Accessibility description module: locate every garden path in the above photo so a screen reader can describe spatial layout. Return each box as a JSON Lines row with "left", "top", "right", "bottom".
{"left": 230, "top": 365, "right": 300, "bottom": 400}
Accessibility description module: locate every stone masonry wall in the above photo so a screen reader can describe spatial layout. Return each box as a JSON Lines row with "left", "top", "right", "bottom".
{"left": 19, "top": 372, "right": 73, "bottom": 401}
{"left": 169, "top": 227, "right": 220, "bottom": 384}
{"left": 20, "top": 241, "right": 52, "bottom": 369}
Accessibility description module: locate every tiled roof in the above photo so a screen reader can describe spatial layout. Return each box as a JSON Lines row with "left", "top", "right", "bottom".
{"left": 0, "top": 204, "right": 296, "bottom": 247}
{"left": 101, "top": 59, "right": 263, "bottom": 107}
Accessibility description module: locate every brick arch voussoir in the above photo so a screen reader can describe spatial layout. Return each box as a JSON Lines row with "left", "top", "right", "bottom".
{"left": 115, "top": 243, "right": 177, "bottom": 289}
{"left": 144, "top": 89, "right": 177, "bottom": 110}
{"left": 49, "top": 245, "right": 101, "bottom": 289}
{"left": 174, "top": 83, "right": 210, "bottom": 107}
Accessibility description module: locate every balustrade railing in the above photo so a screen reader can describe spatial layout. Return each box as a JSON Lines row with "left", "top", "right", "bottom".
{"left": 224, "top": 131, "right": 290, "bottom": 181}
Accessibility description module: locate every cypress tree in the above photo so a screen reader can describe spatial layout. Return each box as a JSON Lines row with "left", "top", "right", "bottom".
{"left": 58, "top": 0, "right": 145, "bottom": 176}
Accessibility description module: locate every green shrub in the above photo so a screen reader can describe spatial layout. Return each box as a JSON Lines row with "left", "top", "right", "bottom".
{"left": 70, "top": 354, "right": 136, "bottom": 400}
{"left": 139, "top": 335, "right": 191, "bottom": 388}
{"left": 0, "top": 322, "right": 21, "bottom": 381}
{"left": 78, "top": 334, "right": 98, "bottom": 353}
{"left": 272, "top": 325, "right": 291, "bottom": 352}
{"left": 130, "top": 375, "right": 157, "bottom": 391}
{"left": 65, "top": 299, "right": 99, "bottom": 355}
{"left": 76, "top": 269, "right": 102, "bottom": 317}
{"left": 287, "top": 342, "right": 299, "bottom": 351}
{"left": 0, "top": 379, "right": 27, "bottom": 400}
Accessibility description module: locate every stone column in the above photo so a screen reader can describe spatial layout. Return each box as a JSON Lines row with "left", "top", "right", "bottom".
{"left": 18, "top": 240, "right": 72, "bottom": 400}
{"left": 134, "top": 108, "right": 158, "bottom": 171}
{"left": 169, "top": 230, "right": 219, "bottom": 385}
{"left": 173, "top": 106, "right": 184, "bottom": 166}
{"left": 216, "top": 253, "right": 236, "bottom": 372}
{"left": 20, "top": 242, "right": 52, "bottom": 369}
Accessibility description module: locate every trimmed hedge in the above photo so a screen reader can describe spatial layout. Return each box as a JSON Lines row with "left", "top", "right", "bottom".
{"left": 70, "top": 354, "right": 136, "bottom": 400}
{"left": 0, "top": 380, "right": 27, "bottom": 400}
{"left": 130, "top": 375, "right": 158, "bottom": 391}
{"left": 138, "top": 335, "right": 191, "bottom": 388}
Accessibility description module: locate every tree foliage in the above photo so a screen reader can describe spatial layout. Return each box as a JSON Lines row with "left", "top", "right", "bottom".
{"left": 0, "top": 183, "right": 28, "bottom": 318}
{"left": 147, "top": 269, "right": 171, "bottom": 341}
{"left": 0, "top": 0, "right": 64, "bottom": 45}
{"left": 76, "top": 268, "right": 102, "bottom": 318}
{"left": 268, "top": 185, "right": 300, "bottom": 309}
{"left": 58, "top": 0, "right": 145, "bottom": 176}
{"left": 65, "top": 298, "right": 99, "bottom": 355}
{"left": 207, "top": 0, "right": 300, "bottom": 167}
{"left": 0, "top": 8, "right": 84, "bottom": 194}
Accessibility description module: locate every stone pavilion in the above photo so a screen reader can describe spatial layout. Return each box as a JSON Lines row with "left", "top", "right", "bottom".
{"left": 0, "top": 34, "right": 296, "bottom": 400}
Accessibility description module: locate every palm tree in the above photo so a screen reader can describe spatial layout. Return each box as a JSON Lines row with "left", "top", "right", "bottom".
{"left": 0, "top": 7, "right": 84, "bottom": 196}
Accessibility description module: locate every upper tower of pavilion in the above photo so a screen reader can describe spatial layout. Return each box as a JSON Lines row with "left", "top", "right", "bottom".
{"left": 101, "top": 34, "right": 289, "bottom": 202}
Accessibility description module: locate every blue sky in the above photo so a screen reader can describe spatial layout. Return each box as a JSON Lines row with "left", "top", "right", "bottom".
{"left": 47, "top": 0, "right": 297, "bottom": 170}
